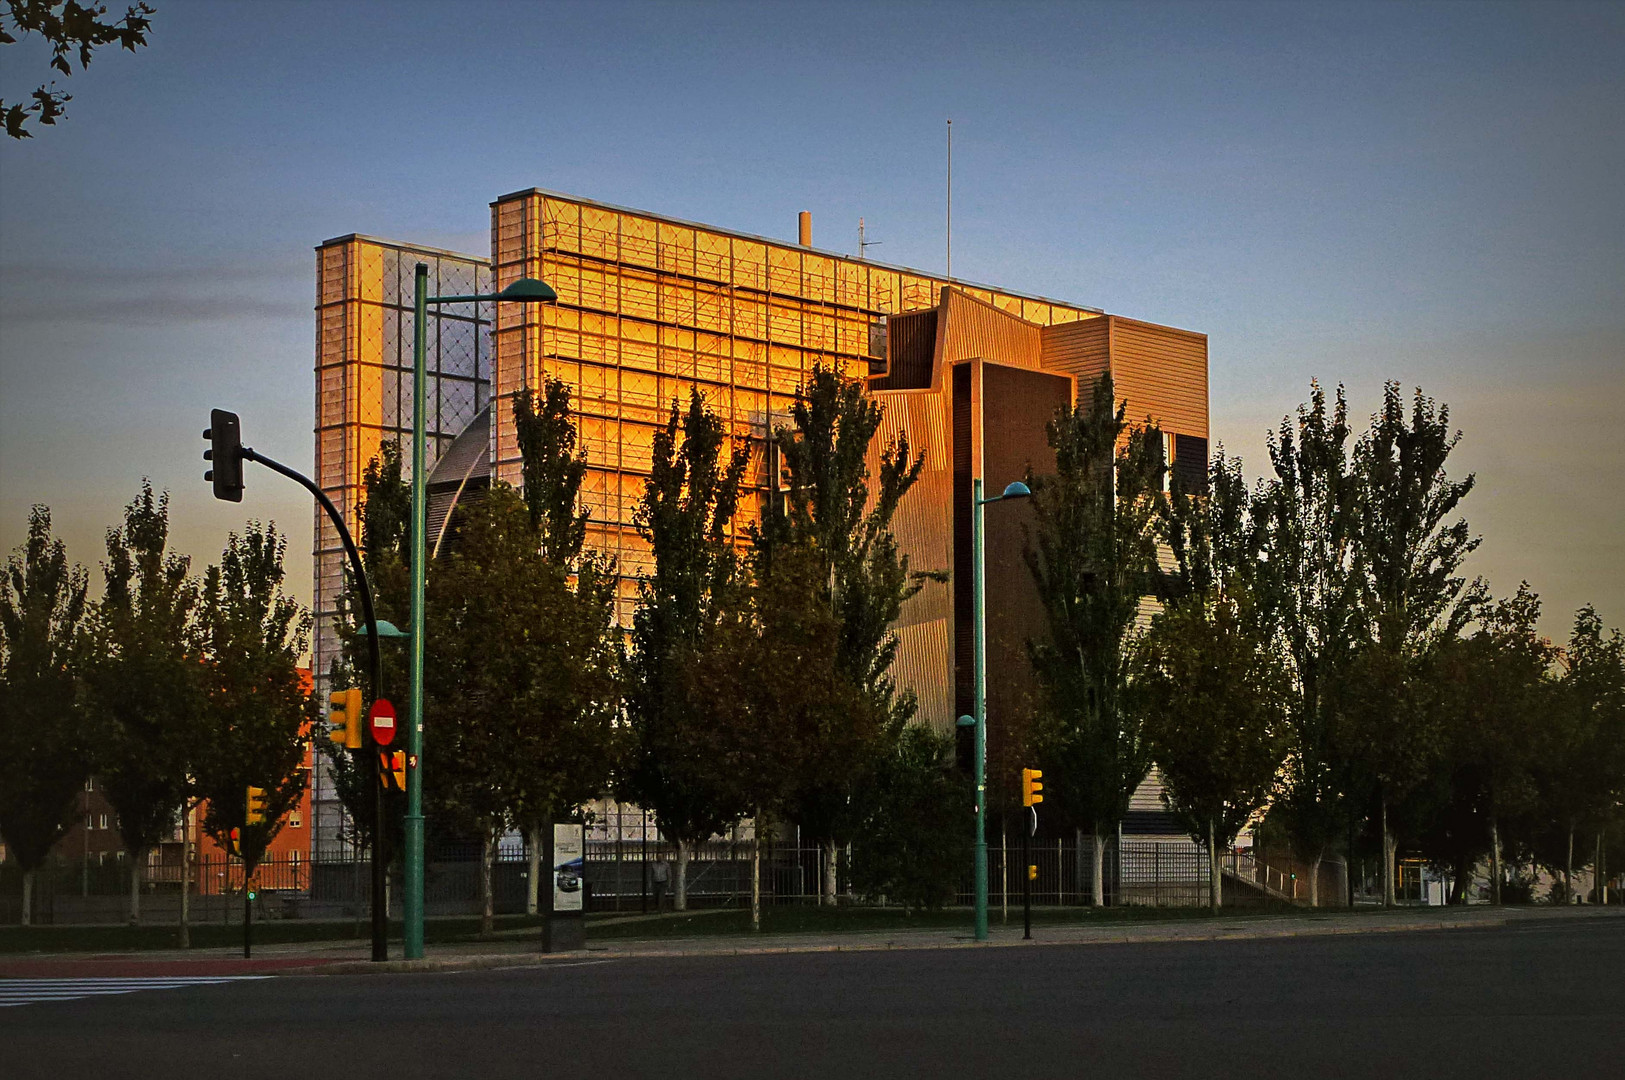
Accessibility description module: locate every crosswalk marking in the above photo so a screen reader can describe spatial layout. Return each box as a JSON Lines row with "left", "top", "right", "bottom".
{"left": 0, "top": 976, "right": 270, "bottom": 1008}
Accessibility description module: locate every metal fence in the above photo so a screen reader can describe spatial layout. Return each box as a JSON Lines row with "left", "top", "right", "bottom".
{"left": 3, "top": 836, "right": 1349, "bottom": 925}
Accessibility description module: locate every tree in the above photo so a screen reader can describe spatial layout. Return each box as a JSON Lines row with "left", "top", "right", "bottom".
{"left": 1, "top": 1, "right": 155, "bottom": 139}
{"left": 82, "top": 482, "right": 204, "bottom": 923}
{"left": 1339, "top": 384, "right": 1484, "bottom": 905}
{"left": 0, "top": 506, "right": 90, "bottom": 925}
{"left": 509, "top": 377, "right": 621, "bottom": 916}
{"left": 322, "top": 441, "right": 410, "bottom": 862}
{"left": 1533, "top": 606, "right": 1625, "bottom": 902}
{"left": 1135, "top": 590, "right": 1288, "bottom": 910}
{"left": 428, "top": 483, "right": 619, "bottom": 933}
{"left": 1025, "top": 371, "right": 1165, "bottom": 905}
{"left": 513, "top": 379, "right": 589, "bottom": 564}
{"left": 1254, "top": 383, "right": 1361, "bottom": 905}
{"left": 1423, "top": 585, "right": 1554, "bottom": 903}
{"left": 194, "top": 523, "right": 312, "bottom": 875}
{"left": 622, "top": 391, "right": 751, "bottom": 910}
{"left": 850, "top": 724, "right": 971, "bottom": 913}
{"left": 755, "top": 363, "right": 930, "bottom": 904}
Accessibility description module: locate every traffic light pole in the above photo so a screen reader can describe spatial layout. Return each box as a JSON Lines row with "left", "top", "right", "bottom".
{"left": 1023, "top": 807, "right": 1033, "bottom": 941}
{"left": 236, "top": 447, "right": 389, "bottom": 962}
{"left": 405, "top": 264, "right": 429, "bottom": 961}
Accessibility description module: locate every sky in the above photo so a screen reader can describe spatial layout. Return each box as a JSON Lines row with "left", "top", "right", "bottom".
{"left": 1, "top": 0, "right": 1621, "bottom": 642}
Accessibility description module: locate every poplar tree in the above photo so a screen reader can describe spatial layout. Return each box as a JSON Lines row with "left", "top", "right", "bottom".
{"left": 1255, "top": 383, "right": 1361, "bottom": 904}
{"left": 1135, "top": 590, "right": 1288, "bottom": 910}
{"left": 83, "top": 483, "right": 205, "bottom": 923}
{"left": 755, "top": 364, "right": 929, "bottom": 904}
{"left": 623, "top": 391, "right": 751, "bottom": 909}
{"left": 1025, "top": 372, "right": 1165, "bottom": 905}
{"left": 1339, "top": 384, "right": 1484, "bottom": 906}
{"left": 194, "top": 523, "right": 313, "bottom": 874}
{"left": 0, "top": 506, "right": 90, "bottom": 925}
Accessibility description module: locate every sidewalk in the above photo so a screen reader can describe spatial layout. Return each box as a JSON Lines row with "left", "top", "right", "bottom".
{"left": 3, "top": 904, "right": 1616, "bottom": 978}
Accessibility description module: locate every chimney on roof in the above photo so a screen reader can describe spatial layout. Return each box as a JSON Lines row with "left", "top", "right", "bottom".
{"left": 798, "top": 211, "right": 812, "bottom": 248}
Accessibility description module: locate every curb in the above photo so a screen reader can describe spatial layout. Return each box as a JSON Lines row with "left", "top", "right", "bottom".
{"left": 274, "top": 910, "right": 1560, "bottom": 974}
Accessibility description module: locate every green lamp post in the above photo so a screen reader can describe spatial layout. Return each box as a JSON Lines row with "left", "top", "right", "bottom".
{"left": 406, "top": 264, "right": 556, "bottom": 959}
{"left": 966, "top": 476, "right": 1030, "bottom": 942}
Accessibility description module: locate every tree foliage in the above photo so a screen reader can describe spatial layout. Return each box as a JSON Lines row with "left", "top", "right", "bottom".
{"left": 82, "top": 483, "right": 203, "bottom": 873}
{"left": 1136, "top": 591, "right": 1289, "bottom": 856}
{"left": 850, "top": 724, "right": 971, "bottom": 913}
{"left": 754, "top": 364, "right": 929, "bottom": 875}
{"left": 513, "top": 379, "right": 590, "bottom": 565}
{"left": 1, "top": 0, "right": 155, "bottom": 139}
{"left": 1026, "top": 372, "right": 1165, "bottom": 838}
{"left": 622, "top": 391, "right": 752, "bottom": 862}
{"left": 194, "top": 523, "right": 312, "bottom": 873}
{"left": 1254, "top": 383, "right": 1361, "bottom": 874}
{"left": 0, "top": 506, "right": 90, "bottom": 879}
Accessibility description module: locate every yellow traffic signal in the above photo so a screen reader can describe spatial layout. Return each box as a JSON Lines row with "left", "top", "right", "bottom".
{"left": 1028, "top": 864, "right": 1038, "bottom": 881}
{"left": 246, "top": 786, "right": 267, "bottom": 825}
{"left": 328, "top": 686, "right": 363, "bottom": 749}
{"left": 1022, "top": 767, "right": 1044, "bottom": 807}
{"left": 380, "top": 750, "right": 406, "bottom": 791}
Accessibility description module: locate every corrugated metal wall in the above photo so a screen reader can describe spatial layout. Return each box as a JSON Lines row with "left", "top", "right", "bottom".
{"left": 938, "top": 288, "right": 1044, "bottom": 370}
{"left": 1105, "top": 316, "right": 1208, "bottom": 438}
{"left": 869, "top": 390, "right": 955, "bottom": 733}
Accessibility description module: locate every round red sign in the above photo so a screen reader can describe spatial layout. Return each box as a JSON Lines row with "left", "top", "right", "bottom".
{"left": 367, "top": 698, "right": 397, "bottom": 747}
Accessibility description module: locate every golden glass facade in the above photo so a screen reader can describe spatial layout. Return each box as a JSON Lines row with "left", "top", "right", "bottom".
{"left": 488, "top": 189, "right": 1099, "bottom": 620}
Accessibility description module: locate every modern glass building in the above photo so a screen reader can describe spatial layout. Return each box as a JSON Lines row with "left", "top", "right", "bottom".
{"left": 311, "top": 188, "right": 1208, "bottom": 854}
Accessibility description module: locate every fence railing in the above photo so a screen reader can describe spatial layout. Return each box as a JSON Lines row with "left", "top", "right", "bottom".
{"left": 3, "top": 836, "right": 1353, "bottom": 925}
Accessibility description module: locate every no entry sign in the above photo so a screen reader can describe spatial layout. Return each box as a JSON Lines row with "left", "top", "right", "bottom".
{"left": 367, "top": 698, "right": 397, "bottom": 747}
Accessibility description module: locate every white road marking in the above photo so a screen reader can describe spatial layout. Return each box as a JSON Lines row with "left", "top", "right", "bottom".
{"left": 0, "top": 976, "right": 270, "bottom": 1008}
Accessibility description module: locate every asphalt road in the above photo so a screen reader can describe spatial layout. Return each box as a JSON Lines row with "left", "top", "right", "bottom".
{"left": 6, "top": 919, "right": 1622, "bottom": 1079}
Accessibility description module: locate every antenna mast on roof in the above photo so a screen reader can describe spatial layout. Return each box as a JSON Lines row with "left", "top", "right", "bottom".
{"left": 946, "top": 119, "right": 952, "bottom": 280}
{"left": 859, "top": 217, "right": 882, "bottom": 260}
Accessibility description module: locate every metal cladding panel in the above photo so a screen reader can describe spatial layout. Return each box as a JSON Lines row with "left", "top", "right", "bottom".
{"left": 937, "top": 288, "right": 1044, "bottom": 372}
{"left": 1104, "top": 316, "right": 1209, "bottom": 439}
{"left": 869, "top": 390, "right": 954, "bottom": 732}
{"left": 1040, "top": 317, "right": 1111, "bottom": 408}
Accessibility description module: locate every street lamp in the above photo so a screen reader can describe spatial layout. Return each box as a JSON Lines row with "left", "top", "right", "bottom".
{"left": 969, "top": 477, "right": 1030, "bottom": 941}
{"left": 405, "top": 265, "right": 557, "bottom": 959}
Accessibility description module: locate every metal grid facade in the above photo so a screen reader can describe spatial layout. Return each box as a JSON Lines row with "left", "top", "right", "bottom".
{"left": 488, "top": 189, "right": 1098, "bottom": 621}
{"left": 312, "top": 236, "right": 493, "bottom": 857}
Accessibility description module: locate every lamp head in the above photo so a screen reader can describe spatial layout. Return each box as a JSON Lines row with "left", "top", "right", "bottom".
{"left": 371, "top": 619, "right": 410, "bottom": 639}
{"left": 1001, "top": 481, "right": 1032, "bottom": 500}
{"left": 496, "top": 278, "right": 558, "bottom": 303}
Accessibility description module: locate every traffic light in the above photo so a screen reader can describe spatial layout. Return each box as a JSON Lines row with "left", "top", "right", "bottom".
{"left": 1022, "top": 767, "right": 1044, "bottom": 807}
{"left": 203, "top": 409, "right": 244, "bottom": 503}
{"left": 328, "top": 686, "right": 363, "bottom": 749}
{"left": 1028, "top": 864, "right": 1038, "bottom": 881}
{"left": 228, "top": 828, "right": 241, "bottom": 856}
{"left": 380, "top": 750, "right": 405, "bottom": 791}
{"left": 246, "top": 786, "right": 267, "bottom": 825}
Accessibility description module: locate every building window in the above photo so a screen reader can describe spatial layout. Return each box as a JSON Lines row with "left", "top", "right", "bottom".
{"left": 98, "top": 813, "right": 109, "bottom": 831}
{"left": 288, "top": 814, "right": 303, "bottom": 829}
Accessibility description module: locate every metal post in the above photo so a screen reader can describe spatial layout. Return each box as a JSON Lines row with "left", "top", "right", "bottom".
{"left": 1022, "top": 808, "right": 1032, "bottom": 940}
{"left": 972, "top": 476, "right": 988, "bottom": 942}
{"left": 405, "top": 263, "right": 428, "bottom": 959}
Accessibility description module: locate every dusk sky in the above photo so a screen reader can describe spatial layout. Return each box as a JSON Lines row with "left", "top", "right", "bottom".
{"left": 1, "top": 0, "right": 1620, "bottom": 641}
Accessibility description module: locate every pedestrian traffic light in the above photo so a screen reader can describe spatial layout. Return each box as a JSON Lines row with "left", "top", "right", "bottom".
{"left": 328, "top": 686, "right": 363, "bottom": 749}
{"left": 246, "top": 786, "right": 267, "bottom": 825}
{"left": 1022, "top": 767, "right": 1044, "bottom": 807}
{"left": 1028, "top": 864, "right": 1038, "bottom": 881}
{"left": 203, "top": 409, "right": 244, "bottom": 503}
{"left": 380, "top": 750, "right": 405, "bottom": 791}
